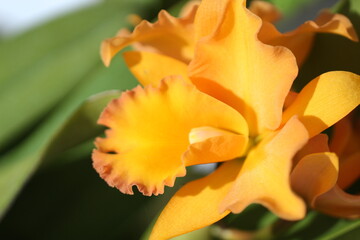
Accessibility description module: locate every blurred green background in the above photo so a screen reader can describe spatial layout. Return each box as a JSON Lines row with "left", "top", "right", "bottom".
{"left": 0, "top": 0, "right": 359, "bottom": 239}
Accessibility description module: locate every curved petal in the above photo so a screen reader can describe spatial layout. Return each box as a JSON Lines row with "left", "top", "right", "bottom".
{"left": 282, "top": 71, "right": 360, "bottom": 138}
{"left": 330, "top": 116, "right": 353, "bottom": 156}
{"left": 123, "top": 51, "right": 190, "bottom": 87}
{"left": 93, "top": 76, "right": 248, "bottom": 196}
{"left": 249, "top": 0, "right": 281, "bottom": 23}
{"left": 314, "top": 185, "right": 360, "bottom": 219}
{"left": 220, "top": 116, "right": 308, "bottom": 220}
{"left": 294, "top": 134, "right": 329, "bottom": 165}
{"left": 338, "top": 152, "right": 360, "bottom": 189}
{"left": 291, "top": 152, "right": 339, "bottom": 206}
{"left": 184, "top": 129, "right": 248, "bottom": 166}
{"left": 259, "top": 10, "right": 358, "bottom": 65}
{"left": 149, "top": 160, "right": 242, "bottom": 240}
{"left": 189, "top": 0, "right": 298, "bottom": 135}
{"left": 101, "top": 7, "right": 197, "bottom": 66}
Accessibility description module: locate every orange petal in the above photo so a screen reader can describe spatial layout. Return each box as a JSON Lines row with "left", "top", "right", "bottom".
{"left": 282, "top": 71, "right": 360, "bottom": 138}
{"left": 330, "top": 116, "right": 353, "bottom": 157}
{"left": 101, "top": 7, "right": 197, "bottom": 66}
{"left": 189, "top": 0, "right": 298, "bottom": 135}
{"left": 294, "top": 134, "right": 329, "bottom": 165}
{"left": 291, "top": 152, "right": 339, "bottom": 206}
{"left": 284, "top": 91, "right": 298, "bottom": 109}
{"left": 93, "top": 76, "right": 248, "bottom": 196}
{"left": 314, "top": 185, "right": 360, "bottom": 219}
{"left": 220, "top": 116, "right": 308, "bottom": 220}
{"left": 123, "top": 51, "right": 190, "bottom": 87}
{"left": 338, "top": 152, "right": 360, "bottom": 189}
{"left": 185, "top": 127, "right": 248, "bottom": 166}
{"left": 259, "top": 10, "right": 358, "bottom": 65}
{"left": 249, "top": 0, "right": 281, "bottom": 23}
{"left": 149, "top": 160, "right": 242, "bottom": 240}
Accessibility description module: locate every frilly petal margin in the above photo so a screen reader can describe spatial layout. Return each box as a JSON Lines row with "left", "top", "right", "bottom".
{"left": 248, "top": 0, "right": 281, "bottom": 23}
{"left": 92, "top": 76, "right": 248, "bottom": 196}
{"left": 220, "top": 116, "right": 308, "bottom": 220}
{"left": 282, "top": 71, "right": 360, "bottom": 138}
{"left": 189, "top": 0, "right": 298, "bottom": 135}
{"left": 149, "top": 160, "right": 243, "bottom": 240}
{"left": 101, "top": 6, "right": 197, "bottom": 66}
{"left": 258, "top": 10, "right": 358, "bottom": 65}
{"left": 123, "top": 51, "right": 190, "bottom": 87}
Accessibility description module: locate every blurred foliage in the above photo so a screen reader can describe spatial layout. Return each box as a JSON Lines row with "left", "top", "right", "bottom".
{"left": 0, "top": 0, "right": 359, "bottom": 239}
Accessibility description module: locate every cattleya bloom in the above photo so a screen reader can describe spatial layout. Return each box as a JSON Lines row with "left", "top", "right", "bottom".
{"left": 101, "top": 0, "right": 358, "bottom": 67}
{"left": 93, "top": 0, "right": 360, "bottom": 239}
{"left": 291, "top": 115, "right": 360, "bottom": 219}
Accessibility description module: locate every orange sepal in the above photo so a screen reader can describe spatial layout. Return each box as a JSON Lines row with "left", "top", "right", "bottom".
{"left": 282, "top": 71, "right": 360, "bottom": 138}
{"left": 149, "top": 160, "right": 242, "bottom": 240}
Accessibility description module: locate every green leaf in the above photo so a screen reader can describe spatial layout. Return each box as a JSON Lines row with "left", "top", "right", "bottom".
{"left": 42, "top": 90, "right": 121, "bottom": 165}
{"left": 0, "top": 0, "right": 162, "bottom": 152}
{"left": 0, "top": 0, "right": 166, "bottom": 219}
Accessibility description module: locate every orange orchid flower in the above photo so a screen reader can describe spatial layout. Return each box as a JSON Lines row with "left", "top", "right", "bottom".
{"left": 291, "top": 115, "right": 360, "bottom": 219}
{"left": 93, "top": 0, "right": 360, "bottom": 239}
{"left": 101, "top": 0, "right": 357, "bottom": 68}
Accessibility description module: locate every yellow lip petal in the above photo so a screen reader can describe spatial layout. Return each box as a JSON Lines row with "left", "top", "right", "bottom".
{"left": 314, "top": 185, "right": 360, "bottom": 219}
{"left": 189, "top": 0, "right": 298, "bottom": 135}
{"left": 93, "top": 76, "right": 247, "bottom": 196}
{"left": 149, "top": 160, "right": 242, "bottom": 240}
{"left": 220, "top": 116, "right": 308, "bottom": 220}
{"left": 101, "top": 7, "right": 197, "bottom": 66}
{"left": 259, "top": 10, "right": 358, "bottom": 66}
{"left": 123, "top": 51, "right": 190, "bottom": 87}
{"left": 249, "top": 0, "right": 281, "bottom": 23}
{"left": 282, "top": 71, "right": 360, "bottom": 138}
{"left": 291, "top": 152, "right": 339, "bottom": 206}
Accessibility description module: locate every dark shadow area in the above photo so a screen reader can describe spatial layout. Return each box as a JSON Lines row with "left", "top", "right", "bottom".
{"left": 0, "top": 155, "right": 155, "bottom": 240}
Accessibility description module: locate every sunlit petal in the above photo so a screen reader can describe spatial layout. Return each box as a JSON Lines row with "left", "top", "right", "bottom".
{"left": 221, "top": 116, "right": 308, "bottom": 220}
{"left": 93, "top": 76, "right": 248, "bottom": 196}
{"left": 149, "top": 160, "right": 242, "bottom": 240}
{"left": 123, "top": 51, "right": 190, "bottom": 87}
{"left": 189, "top": 0, "right": 298, "bottom": 135}
{"left": 101, "top": 7, "right": 197, "bottom": 66}
{"left": 259, "top": 10, "right": 358, "bottom": 65}
{"left": 282, "top": 71, "right": 360, "bottom": 138}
